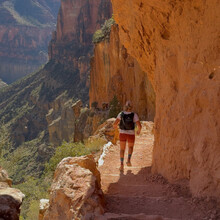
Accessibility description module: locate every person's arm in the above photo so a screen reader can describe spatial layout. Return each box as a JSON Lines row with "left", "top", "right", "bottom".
{"left": 113, "top": 118, "right": 120, "bottom": 129}
{"left": 136, "top": 121, "right": 142, "bottom": 135}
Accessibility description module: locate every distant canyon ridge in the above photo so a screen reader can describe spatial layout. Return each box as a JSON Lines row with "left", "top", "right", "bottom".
{"left": 0, "top": 0, "right": 60, "bottom": 84}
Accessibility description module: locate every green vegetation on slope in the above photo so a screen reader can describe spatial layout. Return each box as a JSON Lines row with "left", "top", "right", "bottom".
{"left": 0, "top": 79, "right": 7, "bottom": 90}
{"left": 0, "top": 0, "right": 60, "bottom": 27}
{"left": 44, "top": 138, "right": 106, "bottom": 175}
{"left": 0, "top": 138, "right": 106, "bottom": 219}
{"left": 108, "top": 95, "right": 122, "bottom": 118}
{"left": 0, "top": 56, "right": 106, "bottom": 219}
{"left": 0, "top": 11, "right": 114, "bottom": 220}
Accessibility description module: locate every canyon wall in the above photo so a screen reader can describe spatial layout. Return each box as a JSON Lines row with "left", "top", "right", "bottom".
{"left": 43, "top": 0, "right": 113, "bottom": 145}
{"left": 46, "top": 97, "right": 107, "bottom": 146}
{"left": 0, "top": 0, "right": 60, "bottom": 83}
{"left": 111, "top": 0, "right": 220, "bottom": 196}
{"left": 49, "top": 0, "right": 112, "bottom": 93}
{"left": 90, "top": 24, "right": 155, "bottom": 120}
{"left": 0, "top": 0, "right": 113, "bottom": 180}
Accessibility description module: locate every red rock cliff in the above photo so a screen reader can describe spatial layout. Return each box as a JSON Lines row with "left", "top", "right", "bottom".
{"left": 112, "top": 0, "right": 220, "bottom": 196}
{"left": 90, "top": 24, "right": 155, "bottom": 120}
{"left": 48, "top": 0, "right": 112, "bottom": 99}
{"left": 48, "top": 0, "right": 112, "bottom": 63}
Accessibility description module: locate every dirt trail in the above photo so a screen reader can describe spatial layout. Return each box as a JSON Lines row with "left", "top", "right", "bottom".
{"left": 98, "top": 122, "right": 219, "bottom": 220}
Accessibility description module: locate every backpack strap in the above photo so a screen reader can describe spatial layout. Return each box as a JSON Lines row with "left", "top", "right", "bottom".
{"left": 120, "top": 112, "right": 126, "bottom": 127}
{"left": 120, "top": 112, "right": 135, "bottom": 130}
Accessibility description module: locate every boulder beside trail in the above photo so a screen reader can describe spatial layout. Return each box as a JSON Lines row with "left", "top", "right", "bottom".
{"left": 0, "top": 167, "right": 25, "bottom": 220}
{"left": 43, "top": 155, "right": 104, "bottom": 220}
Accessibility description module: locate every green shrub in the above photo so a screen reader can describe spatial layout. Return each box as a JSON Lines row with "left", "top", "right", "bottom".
{"left": 26, "top": 200, "right": 40, "bottom": 220}
{"left": 93, "top": 17, "right": 115, "bottom": 44}
{"left": 44, "top": 138, "right": 107, "bottom": 175}
{"left": 16, "top": 177, "right": 50, "bottom": 219}
{"left": 84, "top": 138, "right": 107, "bottom": 153}
{"left": 44, "top": 142, "right": 88, "bottom": 174}
{"left": 108, "top": 95, "right": 122, "bottom": 118}
{"left": 91, "top": 101, "right": 98, "bottom": 108}
{"left": 0, "top": 124, "right": 13, "bottom": 156}
{"left": 1, "top": 137, "right": 106, "bottom": 219}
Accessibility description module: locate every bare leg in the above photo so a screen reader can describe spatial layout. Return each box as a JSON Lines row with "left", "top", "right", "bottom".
{"left": 127, "top": 142, "right": 134, "bottom": 166}
{"left": 120, "top": 141, "right": 126, "bottom": 170}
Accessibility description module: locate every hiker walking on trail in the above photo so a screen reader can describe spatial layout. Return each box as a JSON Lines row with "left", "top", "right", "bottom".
{"left": 113, "top": 101, "right": 142, "bottom": 171}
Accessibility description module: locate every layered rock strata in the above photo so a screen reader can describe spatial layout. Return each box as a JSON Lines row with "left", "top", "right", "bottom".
{"left": 0, "top": 167, "right": 25, "bottom": 220}
{"left": 43, "top": 155, "right": 104, "bottom": 220}
{"left": 46, "top": 96, "right": 108, "bottom": 146}
{"left": 46, "top": 97, "right": 81, "bottom": 145}
{"left": 90, "top": 24, "right": 155, "bottom": 120}
{"left": 111, "top": 0, "right": 220, "bottom": 196}
{"left": 0, "top": 0, "right": 60, "bottom": 83}
{"left": 0, "top": 0, "right": 112, "bottom": 174}
{"left": 49, "top": 0, "right": 112, "bottom": 94}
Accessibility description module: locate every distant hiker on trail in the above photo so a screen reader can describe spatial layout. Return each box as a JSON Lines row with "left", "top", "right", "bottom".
{"left": 113, "top": 101, "right": 142, "bottom": 171}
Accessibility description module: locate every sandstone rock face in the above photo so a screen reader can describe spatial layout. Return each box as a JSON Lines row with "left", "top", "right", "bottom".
{"left": 46, "top": 96, "right": 106, "bottom": 145}
{"left": 111, "top": 0, "right": 220, "bottom": 196}
{"left": 0, "top": 0, "right": 112, "bottom": 147}
{"left": 0, "top": 0, "right": 60, "bottom": 83}
{"left": 46, "top": 96, "right": 79, "bottom": 146}
{"left": 0, "top": 167, "right": 25, "bottom": 220}
{"left": 43, "top": 155, "right": 104, "bottom": 220}
{"left": 39, "top": 199, "right": 49, "bottom": 220}
{"left": 90, "top": 24, "right": 155, "bottom": 121}
{"left": 0, "top": 168, "right": 12, "bottom": 188}
{"left": 74, "top": 109, "right": 108, "bottom": 143}
{"left": 94, "top": 118, "right": 119, "bottom": 145}
{"left": 50, "top": 0, "right": 112, "bottom": 56}
{"left": 49, "top": 0, "right": 112, "bottom": 99}
{"left": 0, "top": 26, "right": 51, "bottom": 83}
{"left": 0, "top": 0, "right": 112, "bottom": 188}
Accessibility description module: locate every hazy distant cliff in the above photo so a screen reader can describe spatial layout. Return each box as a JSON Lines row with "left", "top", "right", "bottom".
{"left": 0, "top": 0, "right": 112, "bottom": 182}
{"left": 0, "top": 0, "right": 60, "bottom": 83}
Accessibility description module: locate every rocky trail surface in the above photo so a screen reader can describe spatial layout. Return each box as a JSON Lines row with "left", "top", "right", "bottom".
{"left": 98, "top": 122, "right": 219, "bottom": 220}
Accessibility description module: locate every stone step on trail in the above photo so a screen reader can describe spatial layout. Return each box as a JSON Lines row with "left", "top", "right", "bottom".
{"left": 104, "top": 195, "right": 196, "bottom": 219}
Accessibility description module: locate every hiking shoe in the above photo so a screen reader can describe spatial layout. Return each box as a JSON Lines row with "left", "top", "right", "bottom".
{"left": 119, "top": 165, "right": 124, "bottom": 171}
{"left": 126, "top": 161, "right": 132, "bottom": 167}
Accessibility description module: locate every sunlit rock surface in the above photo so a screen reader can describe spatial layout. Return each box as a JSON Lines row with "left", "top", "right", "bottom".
{"left": 43, "top": 155, "right": 104, "bottom": 220}
{"left": 112, "top": 0, "right": 220, "bottom": 196}
{"left": 90, "top": 24, "right": 155, "bottom": 121}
